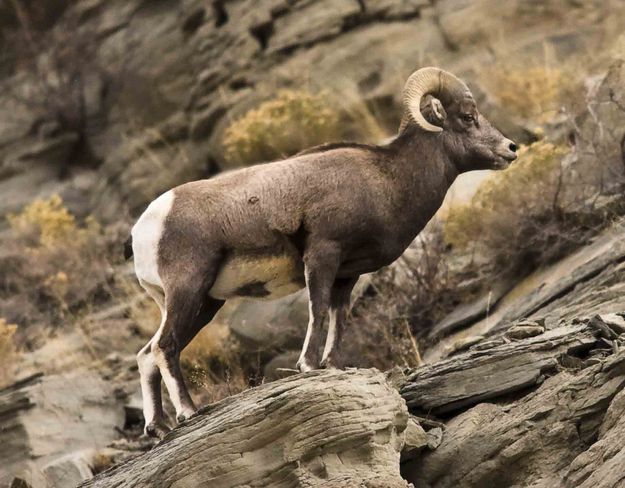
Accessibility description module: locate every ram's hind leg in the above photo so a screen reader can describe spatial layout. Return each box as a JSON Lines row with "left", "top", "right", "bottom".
{"left": 136, "top": 281, "right": 170, "bottom": 439}
{"left": 152, "top": 269, "right": 223, "bottom": 426}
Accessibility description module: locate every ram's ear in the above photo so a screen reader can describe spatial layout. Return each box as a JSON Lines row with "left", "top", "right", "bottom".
{"left": 421, "top": 96, "right": 447, "bottom": 125}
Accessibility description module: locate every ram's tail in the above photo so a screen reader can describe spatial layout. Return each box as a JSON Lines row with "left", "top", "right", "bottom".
{"left": 124, "top": 235, "right": 133, "bottom": 260}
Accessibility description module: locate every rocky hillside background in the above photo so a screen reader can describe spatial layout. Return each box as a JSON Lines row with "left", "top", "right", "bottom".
{"left": 2, "top": 0, "right": 625, "bottom": 487}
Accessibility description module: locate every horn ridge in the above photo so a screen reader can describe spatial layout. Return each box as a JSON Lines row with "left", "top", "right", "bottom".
{"left": 399, "top": 67, "right": 471, "bottom": 133}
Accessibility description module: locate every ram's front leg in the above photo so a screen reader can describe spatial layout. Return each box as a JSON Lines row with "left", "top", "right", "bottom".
{"left": 296, "top": 241, "right": 341, "bottom": 373}
{"left": 321, "top": 277, "right": 358, "bottom": 369}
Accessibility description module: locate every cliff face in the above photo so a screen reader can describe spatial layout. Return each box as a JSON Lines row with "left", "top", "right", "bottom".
{"left": 1, "top": 0, "right": 622, "bottom": 224}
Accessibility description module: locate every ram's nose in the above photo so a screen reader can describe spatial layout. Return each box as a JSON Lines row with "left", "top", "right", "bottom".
{"left": 501, "top": 138, "right": 518, "bottom": 161}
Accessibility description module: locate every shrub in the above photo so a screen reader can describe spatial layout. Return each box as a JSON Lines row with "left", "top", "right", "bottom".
{"left": 0, "top": 319, "right": 18, "bottom": 387}
{"left": 223, "top": 90, "right": 341, "bottom": 165}
{"left": 7, "top": 194, "right": 97, "bottom": 248}
{"left": 444, "top": 141, "right": 583, "bottom": 276}
{"left": 3, "top": 195, "right": 112, "bottom": 326}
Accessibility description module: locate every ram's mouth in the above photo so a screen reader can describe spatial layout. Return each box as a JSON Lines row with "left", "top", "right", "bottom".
{"left": 492, "top": 152, "right": 517, "bottom": 170}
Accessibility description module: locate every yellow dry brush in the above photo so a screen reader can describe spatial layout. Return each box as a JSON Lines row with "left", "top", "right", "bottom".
{"left": 484, "top": 66, "right": 580, "bottom": 123}
{"left": 6, "top": 195, "right": 108, "bottom": 320}
{"left": 223, "top": 89, "right": 340, "bottom": 165}
{"left": 7, "top": 194, "right": 101, "bottom": 249}
{"left": 445, "top": 141, "right": 569, "bottom": 264}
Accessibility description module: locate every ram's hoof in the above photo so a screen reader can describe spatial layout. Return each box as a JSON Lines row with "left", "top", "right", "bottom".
{"left": 296, "top": 358, "right": 318, "bottom": 373}
{"left": 320, "top": 357, "right": 343, "bottom": 370}
{"left": 176, "top": 409, "right": 197, "bottom": 424}
{"left": 145, "top": 420, "right": 171, "bottom": 440}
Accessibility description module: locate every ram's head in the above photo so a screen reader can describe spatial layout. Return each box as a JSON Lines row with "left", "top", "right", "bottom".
{"left": 400, "top": 67, "right": 518, "bottom": 171}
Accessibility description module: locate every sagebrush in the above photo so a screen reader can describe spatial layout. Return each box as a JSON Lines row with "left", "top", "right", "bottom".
{"left": 483, "top": 65, "right": 580, "bottom": 122}
{"left": 2, "top": 195, "right": 112, "bottom": 327}
{"left": 223, "top": 90, "right": 340, "bottom": 165}
{"left": 444, "top": 141, "right": 586, "bottom": 276}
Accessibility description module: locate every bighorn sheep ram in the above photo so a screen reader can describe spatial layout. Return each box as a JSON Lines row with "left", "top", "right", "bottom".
{"left": 128, "top": 67, "right": 517, "bottom": 437}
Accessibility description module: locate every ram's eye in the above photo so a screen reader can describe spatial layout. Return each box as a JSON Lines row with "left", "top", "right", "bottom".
{"left": 463, "top": 114, "right": 475, "bottom": 123}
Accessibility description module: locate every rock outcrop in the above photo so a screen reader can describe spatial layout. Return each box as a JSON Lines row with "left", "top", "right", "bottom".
{"left": 81, "top": 368, "right": 410, "bottom": 488}
{"left": 76, "top": 312, "right": 625, "bottom": 488}
{"left": 2, "top": 1, "right": 625, "bottom": 487}
{"left": 0, "top": 371, "right": 125, "bottom": 488}
{"left": 2, "top": 0, "right": 622, "bottom": 224}
{"left": 402, "top": 319, "right": 625, "bottom": 488}
{"left": 427, "top": 223, "right": 625, "bottom": 363}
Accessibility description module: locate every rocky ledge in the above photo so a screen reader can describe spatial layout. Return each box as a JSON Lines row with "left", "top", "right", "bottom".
{"left": 77, "top": 313, "right": 625, "bottom": 488}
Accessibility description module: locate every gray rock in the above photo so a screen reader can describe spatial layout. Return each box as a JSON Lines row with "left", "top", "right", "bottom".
{"left": 505, "top": 322, "right": 546, "bottom": 340}
{"left": 42, "top": 451, "right": 94, "bottom": 488}
{"left": 0, "top": 371, "right": 125, "bottom": 488}
{"left": 227, "top": 291, "right": 309, "bottom": 352}
{"left": 403, "top": 350, "right": 625, "bottom": 488}
{"left": 9, "top": 133, "right": 79, "bottom": 167}
{"left": 402, "top": 417, "right": 429, "bottom": 461}
{"left": 429, "top": 280, "right": 515, "bottom": 340}
{"left": 402, "top": 323, "right": 598, "bottom": 415}
{"left": 565, "top": 386, "right": 625, "bottom": 487}
{"left": 426, "top": 427, "right": 443, "bottom": 450}
{"left": 571, "top": 60, "right": 625, "bottom": 198}
{"left": 81, "top": 369, "right": 410, "bottom": 488}
{"left": 263, "top": 350, "right": 301, "bottom": 380}
{"left": 599, "top": 312, "right": 625, "bottom": 335}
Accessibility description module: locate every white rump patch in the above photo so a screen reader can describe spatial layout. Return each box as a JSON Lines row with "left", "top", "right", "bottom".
{"left": 131, "top": 190, "right": 174, "bottom": 288}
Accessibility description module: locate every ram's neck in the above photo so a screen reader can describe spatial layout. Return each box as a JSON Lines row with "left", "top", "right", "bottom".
{"left": 386, "top": 130, "right": 459, "bottom": 228}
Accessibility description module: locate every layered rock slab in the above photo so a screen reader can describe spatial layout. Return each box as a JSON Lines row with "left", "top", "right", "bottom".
{"left": 403, "top": 349, "right": 625, "bottom": 488}
{"left": 0, "top": 371, "right": 124, "bottom": 488}
{"left": 81, "top": 368, "right": 410, "bottom": 488}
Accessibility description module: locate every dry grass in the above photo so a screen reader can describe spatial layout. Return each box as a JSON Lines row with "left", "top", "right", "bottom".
{"left": 444, "top": 141, "right": 595, "bottom": 276}
{"left": 0, "top": 319, "right": 19, "bottom": 387}
{"left": 346, "top": 222, "right": 464, "bottom": 366}
{"left": 90, "top": 451, "right": 116, "bottom": 475}
{"left": 223, "top": 90, "right": 341, "bottom": 165}
{"left": 181, "top": 323, "right": 249, "bottom": 404}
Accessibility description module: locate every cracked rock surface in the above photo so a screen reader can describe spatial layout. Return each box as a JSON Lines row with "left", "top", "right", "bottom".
{"left": 81, "top": 369, "right": 410, "bottom": 488}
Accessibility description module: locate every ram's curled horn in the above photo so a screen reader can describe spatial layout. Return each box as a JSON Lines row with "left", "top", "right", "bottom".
{"left": 399, "top": 67, "right": 472, "bottom": 133}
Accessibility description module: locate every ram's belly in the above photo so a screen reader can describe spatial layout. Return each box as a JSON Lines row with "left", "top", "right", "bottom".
{"left": 209, "top": 254, "right": 305, "bottom": 300}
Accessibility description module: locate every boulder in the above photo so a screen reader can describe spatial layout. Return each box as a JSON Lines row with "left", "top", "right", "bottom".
{"left": 227, "top": 291, "right": 309, "bottom": 352}
{"left": 571, "top": 60, "right": 625, "bottom": 197}
{"left": 0, "top": 371, "right": 125, "bottom": 488}
{"left": 402, "top": 349, "right": 625, "bottom": 487}
{"left": 81, "top": 368, "right": 410, "bottom": 488}
{"left": 41, "top": 451, "right": 94, "bottom": 488}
